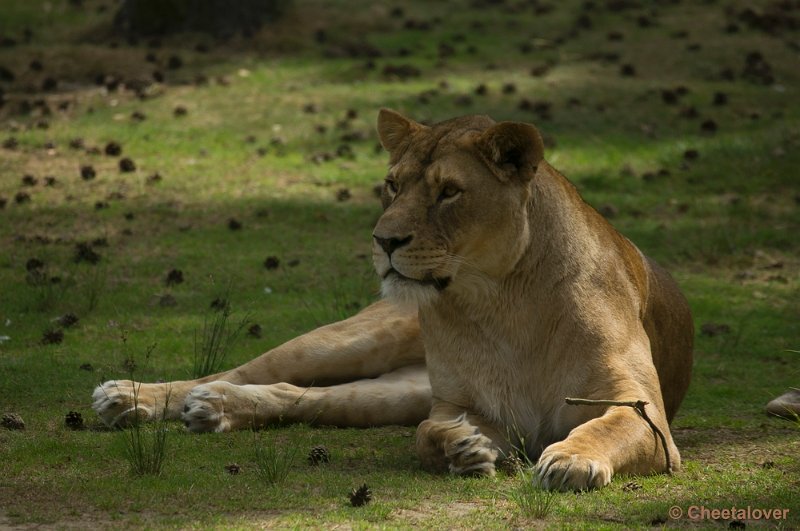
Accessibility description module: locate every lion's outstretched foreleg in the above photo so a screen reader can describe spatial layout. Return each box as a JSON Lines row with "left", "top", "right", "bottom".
{"left": 181, "top": 364, "right": 431, "bottom": 432}
{"left": 92, "top": 378, "right": 211, "bottom": 427}
{"left": 93, "top": 300, "right": 426, "bottom": 428}
{"left": 536, "top": 391, "right": 679, "bottom": 491}
{"left": 415, "top": 401, "right": 509, "bottom": 476}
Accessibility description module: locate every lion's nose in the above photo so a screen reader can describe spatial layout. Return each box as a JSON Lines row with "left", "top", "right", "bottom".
{"left": 373, "top": 234, "right": 413, "bottom": 256}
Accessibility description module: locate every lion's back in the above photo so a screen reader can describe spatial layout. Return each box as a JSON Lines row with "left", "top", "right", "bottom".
{"left": 642, "top": 257, "right": 694, "bottom": 423}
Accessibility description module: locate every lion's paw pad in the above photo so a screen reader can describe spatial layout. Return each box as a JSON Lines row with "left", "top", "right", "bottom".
{"left": 181, "top": 385, "right": 229, "bottom": 433}
{"left": 92, "top": 380, "right": 154, "bottom": 428}
{"left": 536, "top": 450, "right": 612, "bottom": 491}
{"left": 445, "top": 431, "right": 498, "bottom": 476}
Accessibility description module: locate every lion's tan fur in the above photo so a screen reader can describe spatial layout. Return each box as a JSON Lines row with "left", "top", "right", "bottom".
{"left": 92, "top": 110, "right": 692, "bottom": 491}
{"left": 374, "top": 109, "right": 692, "bottom": 486}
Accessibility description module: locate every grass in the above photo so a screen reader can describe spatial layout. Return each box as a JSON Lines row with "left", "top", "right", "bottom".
{"left": 114, "top": 343, "right": 171, "bottom": 476}
{"left": 192, "top": 293, "right": 249, "bottom": 378}
{"left": 507, "top": 468, "right": 558, "bottom": 520}
{"left": 119, "top": 391, "right": 171, "bottom": 476}
{"left": 0, "top": 0, "right": 799, "bottom": 527}
{"left": 252, "top": 429, "right": 298, "bottom": 485}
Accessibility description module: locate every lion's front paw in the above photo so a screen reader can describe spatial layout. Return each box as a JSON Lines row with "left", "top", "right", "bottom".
{"left": 92, "top": 380, "right": 156, "bottom": 428}
{"left": 445, "top": 429, "right": 498, "bottom": 476}
{"left": 181, "top": 383, "right": 232, "bottom": 433}
{"left": 536, "top": 444, "right": 612, "bottom": 491}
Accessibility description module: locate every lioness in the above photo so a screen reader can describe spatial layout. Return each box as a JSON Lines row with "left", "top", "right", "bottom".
{"left": 93, "top": 110, "right": 693, "bottom": 490}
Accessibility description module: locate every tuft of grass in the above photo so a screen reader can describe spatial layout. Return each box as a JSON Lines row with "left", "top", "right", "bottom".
{"left": 252, "top": 430, "right": 298, "bottom": 485}
{"left": 507, "top": 468, "right": 558, "bottom": 520}
{"left": 81, "top": 263, "right": 108, "bottom": 314}
{"left": 24, "top": 264, "right": 73, "bottom": 312}
{"left": 115, "top": 342, "right": 172, "bottom": 476}
{"left": 192, "top": 300, "right": 249, "bottom": 378}
{"left": 119, "top": 397, "right": 171, "bottom": 477}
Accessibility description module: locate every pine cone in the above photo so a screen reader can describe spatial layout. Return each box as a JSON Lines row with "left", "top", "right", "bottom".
{"left": 58, "top": 313, "right": 79, "bottom": 328}
{"left": 498, "top": 453, "right": 525, "bottom": 476}
{"left": 1, "top": 413, "right": 25, "bottom": 430}
{"left": 65, "top": 411, "right": 84, "bottom": 430}
{"left": 165, "top": 269, "right": 184, "bottom": 286}
{"left": 247, "top": 323, "right": 262, "bottom": 338}
{"left": 41, "top": 328, "right": 64, "bottom": 345}
{"left": 622, "top": 481, "right": 642, "bottom": 492}
{"left": 308, "top": 445, "right": 330, "bottom": 465}
{"left": 349, "top": 483, "right": 372, "bottom": 507}
{"left": 224, "top": 463, "right": 241, "bottom": 475}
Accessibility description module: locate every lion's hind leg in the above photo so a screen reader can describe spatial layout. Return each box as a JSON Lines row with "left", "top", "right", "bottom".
{"left": 181, "top": 364, "right": 431, "bottom": 432}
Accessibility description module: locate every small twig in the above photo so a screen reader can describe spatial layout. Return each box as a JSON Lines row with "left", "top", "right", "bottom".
{"left": 565, "top": 397, "right": 672, "bottom": 473}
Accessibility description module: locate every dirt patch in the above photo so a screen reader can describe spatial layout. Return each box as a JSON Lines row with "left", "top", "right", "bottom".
{"left": 0, "top": 511, "right": 121, "bottom": 530}
{"left": 390, "top": 501, "right": 483, "bottom": 525}
{"left": 675, "top": 425, "right": 799, "bottom": 469}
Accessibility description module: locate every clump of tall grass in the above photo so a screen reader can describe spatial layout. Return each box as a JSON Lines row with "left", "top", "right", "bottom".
{"left": 502, "top": 428, "right": 558, "bottom": 520}
{"left": 116, "top": 343, "right": 171, "bottom": 476}
{"left": 508, "top": 467, "right": 558, "bottom": 519}
{"left": 252, "top": 430, "right": 298, "bottom": 485}
{"left": 81, "top": 263, "right": 108, "bottom": 313}
{"left": 192, "top": 299, "right": 248, "bottom": 378}
{"left": 24, "top": 260, "right": 72, "bottom": 311}
{"left": 120, "top": 392, "right": 171, "bottom": 476}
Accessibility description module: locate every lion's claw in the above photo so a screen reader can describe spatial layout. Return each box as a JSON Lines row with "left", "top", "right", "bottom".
{"left": 181, "top": 384, "right": 231, "bottom": 433}
{"left": 445, "top": 431, "right": 498, "bottom": 476}
{"left": 535, "top": 445, "right": 612, "bottom": 491}
{"left": 92, "top": 380, "right": 156, "bottom": 427}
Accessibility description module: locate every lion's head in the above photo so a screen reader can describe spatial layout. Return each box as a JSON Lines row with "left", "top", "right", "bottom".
{"left": 373, "top": 109, "right": 545, "bottom": 306}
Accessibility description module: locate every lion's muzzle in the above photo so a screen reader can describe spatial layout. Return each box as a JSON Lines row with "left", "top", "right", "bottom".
{"left": 373, "top": 234, "right": 413, "bottom": 257}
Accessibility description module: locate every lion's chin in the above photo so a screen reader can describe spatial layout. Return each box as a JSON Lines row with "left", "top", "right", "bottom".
{"left": 380, "top": 271, "right": 447, "bottom": 308}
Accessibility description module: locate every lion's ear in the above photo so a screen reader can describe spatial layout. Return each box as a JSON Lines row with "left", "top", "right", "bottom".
{"left": 377, "top": 109, "right": 426, "bottom": 153}
{"left": 476, "top": 122, "right": 544, "bottom": 179}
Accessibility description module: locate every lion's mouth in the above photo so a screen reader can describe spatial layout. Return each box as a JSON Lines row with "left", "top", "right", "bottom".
{"left": 384, "top": 268, "right": 451, "bottom": 292}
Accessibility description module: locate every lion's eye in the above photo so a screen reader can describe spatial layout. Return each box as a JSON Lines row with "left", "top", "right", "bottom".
{"left": 385, "top": 179, "right": 398, "bottom": 194}
{"left": 438, "top": 184, "right": 461, "bottom": 202}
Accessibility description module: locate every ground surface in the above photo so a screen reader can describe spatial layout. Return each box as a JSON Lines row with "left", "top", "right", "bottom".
{"left": 0, "top": 0, "right": 798, "bottom": 528}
